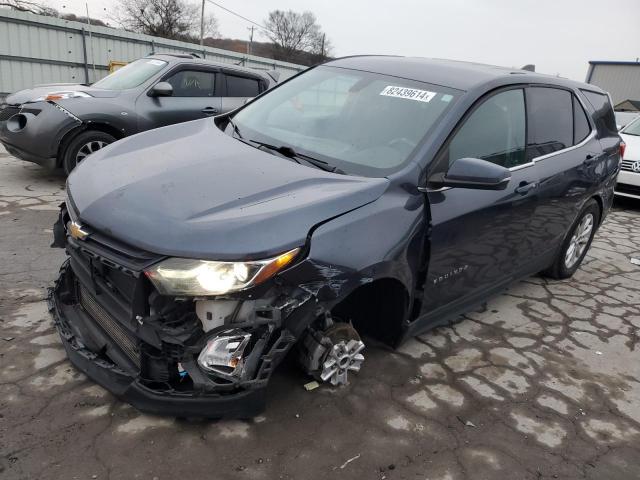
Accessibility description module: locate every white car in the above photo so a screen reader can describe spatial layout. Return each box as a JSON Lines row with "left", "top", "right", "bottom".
{"left": 618, "top": 116, "right": 640, "bottom": 199}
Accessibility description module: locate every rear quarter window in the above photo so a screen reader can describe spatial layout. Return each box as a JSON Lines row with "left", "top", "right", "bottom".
{"left": 580, "top": 89, "right": 618, "bottom": 137}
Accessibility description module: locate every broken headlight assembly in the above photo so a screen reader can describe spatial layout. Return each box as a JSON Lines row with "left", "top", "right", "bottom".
{"left": 144, "top": 248, "right": 300, "bottom": 296}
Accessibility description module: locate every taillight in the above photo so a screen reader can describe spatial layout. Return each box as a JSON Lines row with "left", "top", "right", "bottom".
{"left": 620, "top": 141, "right": 626, "bottom": 159}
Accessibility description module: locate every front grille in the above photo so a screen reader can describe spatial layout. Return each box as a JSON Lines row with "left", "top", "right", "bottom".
{"left": 621, "top": 159, "right": 640, "bottom": 172}
{"left": 0, "top": 105, "right": 20, "bottom": 121}
{"left": 79, "top": 284, "right": 141, "bottom": 369}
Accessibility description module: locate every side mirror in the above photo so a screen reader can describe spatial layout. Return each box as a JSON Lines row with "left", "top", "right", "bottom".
{"left": 428, "top": 157, "right": 511, "bottom": 190}
{"left": 149, "top": 81, "right": 173, "bottom": 97}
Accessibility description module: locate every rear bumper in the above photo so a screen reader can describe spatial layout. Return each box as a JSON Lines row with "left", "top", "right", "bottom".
{"left": 49, "top": 263, "right": 268, "bottom": 418}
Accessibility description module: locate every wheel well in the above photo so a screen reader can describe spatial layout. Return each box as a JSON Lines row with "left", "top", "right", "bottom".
{"left": 57, "top": 123, "right": 125, "bottom": 166}
{"left": 331, "top": 278, "right": 408, "bottom": 347}
{"left": 591, "top": 194, "right": 604, "bottom": 224}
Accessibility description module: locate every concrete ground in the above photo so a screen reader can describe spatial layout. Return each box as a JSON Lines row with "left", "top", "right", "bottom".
{"left": 1, "top": 147, "right": 639, "bottom": 480}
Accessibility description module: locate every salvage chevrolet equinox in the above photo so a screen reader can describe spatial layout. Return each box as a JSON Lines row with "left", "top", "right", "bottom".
{"left": 50, "top": 56, "right": 622, "bottom": 418}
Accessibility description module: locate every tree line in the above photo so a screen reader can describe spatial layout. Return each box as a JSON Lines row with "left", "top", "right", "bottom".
{"left": 2, "top": 0, "right": 333, "bottom": 66}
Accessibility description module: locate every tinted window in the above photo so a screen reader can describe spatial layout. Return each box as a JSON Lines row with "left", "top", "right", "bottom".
{"left": 526, "top": 87, "right": 573, "bottom": 159}
{"left": 448, "top": 89, "right": 526, "bottom": 168}
{"left": 581, "top": 90, "right": 618, "bottom": 137}
{"left": 227, "top": 75, "right": 261, "bottom": 97}
{"left": 166, "top": 70, "right": 216, "bottom": 97}
{"left": 573, "top": 96, "right": 591, "bottom": 144}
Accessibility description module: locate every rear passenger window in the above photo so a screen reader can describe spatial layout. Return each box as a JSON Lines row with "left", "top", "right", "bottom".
{"left": 580, "top": 90, "right": 617, "bottom": 137}
{"left": 166, "top": 70, "right": 216, "bottom": 97}
{"left": 526, "top": 87, "right": 573, "bottom": 159}
{"left": 573, "top": 97, "right": 591, "bottom": 144}
{"left": 227, "top": 75, "right": 261, "bottom": 97}
{"left": 448, "top": 89, "right": 527, "bottom": 168}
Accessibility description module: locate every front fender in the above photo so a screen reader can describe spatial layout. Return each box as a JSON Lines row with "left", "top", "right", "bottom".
{"left": 281, "top": 184, "right": 426, "bottom": 310}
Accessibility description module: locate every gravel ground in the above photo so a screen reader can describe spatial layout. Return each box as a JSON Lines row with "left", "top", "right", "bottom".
{"left": 1, "top": 147, "right": 639, "bottom": 480}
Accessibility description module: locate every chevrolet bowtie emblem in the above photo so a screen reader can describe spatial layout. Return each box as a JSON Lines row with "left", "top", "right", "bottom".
{"left": 69, "top": 221, "right": 89, "bottom": 240}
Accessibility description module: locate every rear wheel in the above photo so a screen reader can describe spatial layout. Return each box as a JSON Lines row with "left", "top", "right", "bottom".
{"left": 542, "top": 199, "right": 600, "bottom": 279}
{"left": 62, "top": 130, "right": 115, "bottom": 175}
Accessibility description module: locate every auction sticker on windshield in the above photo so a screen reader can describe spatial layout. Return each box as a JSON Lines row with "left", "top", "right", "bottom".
{"left": 380, "top": 86, "right": 437, "bottom": 103}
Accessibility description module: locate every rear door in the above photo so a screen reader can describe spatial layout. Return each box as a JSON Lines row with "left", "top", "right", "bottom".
{"left": 219, "top": 72, "right": 265, "bottom": 113}
{"left": 418, "top": 87, "right": 541, "bottom": 322}
{"left": 137, "top": 65, "right": 222, "bottom": 130}
{"left": 527, "top": 86, "right": 604, "bottom": 258}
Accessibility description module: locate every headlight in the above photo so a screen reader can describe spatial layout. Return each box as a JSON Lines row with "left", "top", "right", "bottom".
{"left": 145, "top": 248, "right": 300, "bottom": 296}
{"left": 32, "top": 91, "right": 92, "bottom": 102}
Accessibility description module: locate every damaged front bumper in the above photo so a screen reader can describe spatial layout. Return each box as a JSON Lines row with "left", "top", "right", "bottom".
{"left": 0, "top": 101, "right": 81, "bottom": 169}
{"left": 49, "top": 207, "right": 316, "bottom": 418}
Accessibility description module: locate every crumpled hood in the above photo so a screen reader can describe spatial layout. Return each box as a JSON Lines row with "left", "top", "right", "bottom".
{"left": 68, "top": 118, "right": 389, "bottom": 260}
{"left": 7, "top": 84, "right": 120, "bottom": 105}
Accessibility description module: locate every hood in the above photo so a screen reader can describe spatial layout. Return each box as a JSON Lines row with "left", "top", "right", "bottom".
{"left": 68, "top": 118, "right": 389, "bottom": 260}
{"left": 620, "top": 131, "right": 640, "bottom": 160}
{"left": 7, "top": 84, "right": 120, "bottom": 105}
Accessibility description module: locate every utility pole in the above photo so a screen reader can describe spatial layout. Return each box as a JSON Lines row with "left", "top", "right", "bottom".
{"left": 200, "top": 0, "right": 205, "bottom": 46}
{"left": 320, "top": 33, "right": 325, "bottom": 61}
{"left": 247, "top": 26, "right": 254, "bottom": 55}
{"left": 85, "top": 2, "right": 96, "bottom": 82}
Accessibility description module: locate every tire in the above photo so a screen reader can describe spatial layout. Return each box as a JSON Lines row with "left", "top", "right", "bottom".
{"left": 542, "top": 199, "right": 600, "bottom": 279}
{"left": 62, "top": 130, "right": 115, "bottom": 175}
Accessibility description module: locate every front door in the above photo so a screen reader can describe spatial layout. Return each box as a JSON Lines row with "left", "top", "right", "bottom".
{"left": 417, "top": 88, "right": 541, "bottom": 326}
{"left": 137, "top": 67, "right": 222, "bottom": 131}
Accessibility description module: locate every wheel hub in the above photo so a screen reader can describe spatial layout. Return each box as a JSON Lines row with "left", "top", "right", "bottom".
{"left": 319, "top": 338, "right": 365, "bottom": 386}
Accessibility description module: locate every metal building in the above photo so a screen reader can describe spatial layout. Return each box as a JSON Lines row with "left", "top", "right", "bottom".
{"left": 585, "top": 60, "right": 640, "bottom": 108}
{"left": 0, "top": 8, "right": 304, "bottom": 99}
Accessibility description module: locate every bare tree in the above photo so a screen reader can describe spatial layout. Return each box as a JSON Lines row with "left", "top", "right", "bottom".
{"left": 263, "top": 10, "right": 329, "bottom": 62}
{"left": 0, "top": 0, "right": 57, "bottom": 15}
{"left": 114, "top": 0, "right": 219, "bottom": 41}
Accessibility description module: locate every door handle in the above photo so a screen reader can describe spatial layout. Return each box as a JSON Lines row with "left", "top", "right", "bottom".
{"left": 515, "top": 182, "right": 537, "bottom": 195}
{"left": 201, "top": 107, "right": 219, "bottom": 114}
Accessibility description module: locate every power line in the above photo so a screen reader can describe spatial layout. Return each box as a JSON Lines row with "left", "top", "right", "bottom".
{"left": 204, "top": 0, "right": 272, "bottom": 34}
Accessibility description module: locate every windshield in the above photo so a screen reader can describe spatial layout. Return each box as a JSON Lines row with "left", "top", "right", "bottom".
{"left": 622, "top": 116, "right": 640, "bottom": 136}
{"left": 231, "top": 66, "right": 459, "bottom": 176}
{"left": 92, "top": 58, "right": 167, "bottom": 90}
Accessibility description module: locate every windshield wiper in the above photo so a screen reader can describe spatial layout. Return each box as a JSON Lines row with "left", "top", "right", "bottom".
{"left": 227, "top": 117, "right": 244, "bottom": 139}
{"left": 248, "top": 140, "right": 343, "bottom": 174}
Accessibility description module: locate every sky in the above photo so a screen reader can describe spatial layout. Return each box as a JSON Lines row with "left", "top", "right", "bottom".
{"left": 47, "top": 0, "right": 640, "bottom": 82}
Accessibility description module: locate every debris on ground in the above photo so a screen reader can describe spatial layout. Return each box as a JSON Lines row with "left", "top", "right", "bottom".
{"left": 304, "top": 381, "right": 320, "bottom": 391}
{"left": 630, "top": 257, "right": 640, "bottom": 266}
{"left": 338, "top": 453, "right": 361, "bottom": 469}
{"left": 2, "top": 337, "right": 14, "bottom": 341}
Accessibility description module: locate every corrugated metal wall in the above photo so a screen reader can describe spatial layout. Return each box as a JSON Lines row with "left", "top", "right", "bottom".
{"left": 586, "top": 63, "right": 640, "bottom": 105}
{"left": 0, "top": 8, "right": 304, "bottom": 97}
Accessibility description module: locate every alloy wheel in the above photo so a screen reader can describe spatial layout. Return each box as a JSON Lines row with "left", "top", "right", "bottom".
{"left": 76, "top": 140, "right": 108, "bottom": 164}
{"left": 564, "top": 213, "right": 594, "bottom": 269}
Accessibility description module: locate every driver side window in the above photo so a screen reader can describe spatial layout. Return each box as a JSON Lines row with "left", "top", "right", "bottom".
{"left": 447, "top": 89, "right": 527, "bottom": 169}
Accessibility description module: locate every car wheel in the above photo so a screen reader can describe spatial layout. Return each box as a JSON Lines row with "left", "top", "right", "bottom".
{"left": 62, "top": 130, "right": 115, "bottom": 175}
{"left": 542, "top": 199, "right": 600, "bottom": 279}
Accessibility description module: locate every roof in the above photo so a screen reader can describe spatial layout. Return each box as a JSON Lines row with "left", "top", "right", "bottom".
{"left": 149, "top": 53, "right": 275, "bottom": 82}
{"left": 589, "top": 60, "right": 640, "bottom": 67}
{"left": 325, "top": 55, "right": 586, "bottom": 92}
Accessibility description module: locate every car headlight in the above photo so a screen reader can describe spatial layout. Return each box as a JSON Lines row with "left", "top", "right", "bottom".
{"left": 144, "top": 248, "right": 300, "bottom": 296}
{"left": 32, "top": 91, "right": 92, "bottom": 102}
